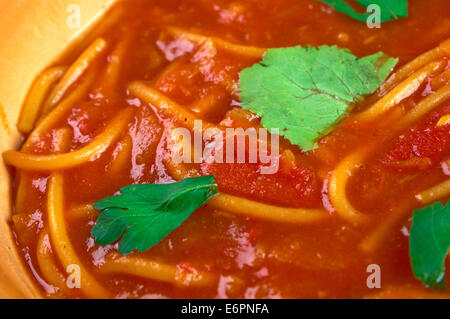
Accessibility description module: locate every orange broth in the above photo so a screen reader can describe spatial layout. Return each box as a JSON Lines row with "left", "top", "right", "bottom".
{"left": 10, "top": 0, "right": 450, "bottom": 298}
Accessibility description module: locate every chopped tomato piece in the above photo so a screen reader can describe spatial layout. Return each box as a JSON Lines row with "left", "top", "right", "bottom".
{"left": 201, "top": 154, "right": 321, "bottom": 208}
{"left": 379, "top": 104, "right": 450, "bottom": 171}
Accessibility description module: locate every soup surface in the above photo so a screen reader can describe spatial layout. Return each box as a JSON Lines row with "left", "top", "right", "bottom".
{"left": 7, "top": 0, "right": 450, "bottom": 298}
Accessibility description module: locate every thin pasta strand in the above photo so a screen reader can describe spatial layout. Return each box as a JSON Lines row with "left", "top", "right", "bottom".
{"left": 328, "top": 149, "right": 370, "bottom": 224}
{"left": 359, "top": 203, "right": 412, "bottom": 253}
{"left": 401, "top": 83, "right": 450, "bottom": 127}
{"left": 381, "top": 38, "right": 450, "bottom": 92}
{"left": 208, "top": 194, "right": 328, "bottom": 224}
{"left": 22, "top": 70, "right": 96, "bottom": 150}
{"left": 17, "top": 67, "right": 67, "bottom": 134}
{"left": 166, "top": 26, "right": 267, "bottom": 58}
{"left": 415, "top": 179, "right": 450, "bottom": 204}
{"left": 101, "top": 36, "right": 132, "bottom": 92}
{"left": 99, "top": 254, "right": 216, "bottom": 287}
{"left": 36, "top": 230, "right": 68, "bottom": 294}
{"left": 3, "top": 108, "right": 133, "bottom": 171}
{"left": 437, "top": 114, "right": 450, "bottom": 127}
{"left": 50, "top": 127, "right": 73, "bottom": 154}
{"left": 14, "top": 173, "right": 30, "bottom": 215}
{"left": 108, "top": 135, "right": 132, "bottom": 176}
{"left": 431, "top": 68, "right": 450, "bottom": 91}
{"left": 47, "top": 173, "right": 110, "bottom": 298}
{"left": 356, "top": 59, "right": 446, "bottom": 121}
{"left": 164, "top": 157, "right": 200, "bottom": 180}
{"left": 128, "top": 81, "right": 215, "bottom": 130}
{"left": 43, "top": 38, "right": 107, "bottom": 113}
{"left": 68, "top": 203, "right": 97, "bottom": 220}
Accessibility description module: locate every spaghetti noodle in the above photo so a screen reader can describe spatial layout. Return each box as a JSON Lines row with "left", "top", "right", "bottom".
{"left": 17, "top": 67, "right": 67, "bottom": 134}
{"left": 4, "top": 108, "right": 133, "bottom": 170}
{"left": 166, "top": 26, "right": 267, "bottom": 58}
{"left": 42, "top": 38, "right": 107, "bottom": 113}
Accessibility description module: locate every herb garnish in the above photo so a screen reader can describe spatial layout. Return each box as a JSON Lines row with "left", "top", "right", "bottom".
{"left": 239, "top": 45, "right": 397, "bottom": 151}
{"left": 410, "top": 201, "right": 450, "bottom": 287}
{"left": 91, "top": 176, "right": 218, "bottom": 254}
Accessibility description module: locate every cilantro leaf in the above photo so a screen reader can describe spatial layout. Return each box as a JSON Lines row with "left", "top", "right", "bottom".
{"left": 410, "top": 201, "right": 450, "bottom": 287}
{"left": 91, "top": 176, "right": 218, "bottom": 254}
{"left": 239, "top": 46, "right": 397, "bottom": 151}
{"left": 318, "top": 0, "right": 408, "bottom": 23}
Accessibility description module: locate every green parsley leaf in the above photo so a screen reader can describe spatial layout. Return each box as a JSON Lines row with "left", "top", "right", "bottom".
{"left": 91, "top": 176, "right": 218, "bottom": 254}
{"left": 239, "top": 46, "right": 397, "bottom": 151}
{"left": 410, "top": 201, "right": 450, "bottom": 287}
{"left": 318, "top": 0, "right": 408, "bottom": 23}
